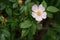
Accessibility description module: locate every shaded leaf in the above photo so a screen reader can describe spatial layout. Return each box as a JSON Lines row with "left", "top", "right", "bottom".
{"left": 20, "top": 20, "right": 32, "bottom": 28}
{"left": 42, "top": 1, "right": 47, "bottom": 8}
{"left": 21, "top": 29, "right": 29, "bottom": 37}
{"left": 36, "top": 23, "right": 42, "bottom": 30}
{"left": 6, "top": 7, "right": 12, "bottom": 16}
{"left": 47, "top": 13, "right": 53, "bottom": 18}
{"left": 13, "top": 3, "right": 18, "bottom": 9}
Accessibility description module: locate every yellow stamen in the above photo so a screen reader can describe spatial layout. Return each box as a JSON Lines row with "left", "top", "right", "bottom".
{"left": 36, "top": 10, "right": 41, "bottom": 16}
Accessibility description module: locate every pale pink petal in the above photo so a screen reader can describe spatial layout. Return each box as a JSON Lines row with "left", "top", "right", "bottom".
{"left": 32, "top": 12, "right": 37, "bottom": 18}
{"left": 32, "top": 5, "right": 38, "bottom": 12}
{"left": 35, "top": 17, "right": 42, "bottom": 22}
{"left": 41, "top": 12, "right": 47, "bottom": 19}
{"left": 39, "top": 4, "right": 45, "bottom": 12}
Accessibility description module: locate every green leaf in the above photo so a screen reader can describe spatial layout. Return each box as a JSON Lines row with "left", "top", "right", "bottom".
{"left": 47, "top": 13, "right": 53, "bottom": 18}
{"left": 36, "top": 24, "right": 42, "bottom": 30}
{"left": 20, "top": 6, "right": 25, "bottom": 13}
{"left": 20, "top": 20, "right": 32, "bottom": 28}
{"left": 47, "top": 6, "right": 59, "bottom": 12}
{"left": 8, "top": 18, "right": 18, "bottom": 30}
{"left": 42, "top": 1, "right": 47, "bottom": 8}
{"left": 0, "top": 3, "right": 6, "bottom": 10}
{"left": 0, "top": 34, "right": 5, "bottom": 40}
{"left": 21, "top": 29, "right": 29, "bottom": 37}
{"left": 8, "top": 18, "right": 14, "bottom": 22}
{"left": 31, "top": 24, "right": 36, "bottom": 35}
{"left": 9, "top": 0, "right": 17, "bottom": 2}
{"left": 6, "top": 7, "right": 12, "bottom": 16}
{"left": 13, "top": 3, "right": 18, "bottom": 9}
{"left": 2, "top": 29, "right": 10, "bottom": 38}
{"left": 25, "top": 0, "right": 31, "bottom": 4}
{"left": 0, "top": 29, "right": 10, "bottom": 40}
{"left": 11, "top": 21, "right": 18, "bottom": 30}
{"left": 28, "top": 27, "right": 34, "bottom": 40}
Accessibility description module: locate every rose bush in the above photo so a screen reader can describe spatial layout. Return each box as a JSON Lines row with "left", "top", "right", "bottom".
{"left": 0, "top": 0, "right": 60, "bottom": 40}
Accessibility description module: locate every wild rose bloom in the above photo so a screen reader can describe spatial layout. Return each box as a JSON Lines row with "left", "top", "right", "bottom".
{"left": 32, "top": 4, "right": 47, "bottom": 22}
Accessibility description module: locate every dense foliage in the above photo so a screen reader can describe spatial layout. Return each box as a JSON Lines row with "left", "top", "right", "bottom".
{"left": 0, "top": 0, "right": 60, "bottom": 40}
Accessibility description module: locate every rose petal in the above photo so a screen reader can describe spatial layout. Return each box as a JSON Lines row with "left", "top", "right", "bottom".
{"left": 39, "top": 4, "right": 45, "bottom": 12}
{"left": 41, "top": 12, "right": 47, "bottom": 19}
{"left": 35, "top": 17, "right": 42, "bottom": 22}
{"left": 32, "top": 12, "right": 37, "bottom": 18}
{"left": 32, "top": 5, "right": 38, "bottom": 12}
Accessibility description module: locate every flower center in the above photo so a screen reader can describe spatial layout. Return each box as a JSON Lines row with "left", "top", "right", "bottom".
{"left": 36, "top": 10, "right": 41, "bottom": 16}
